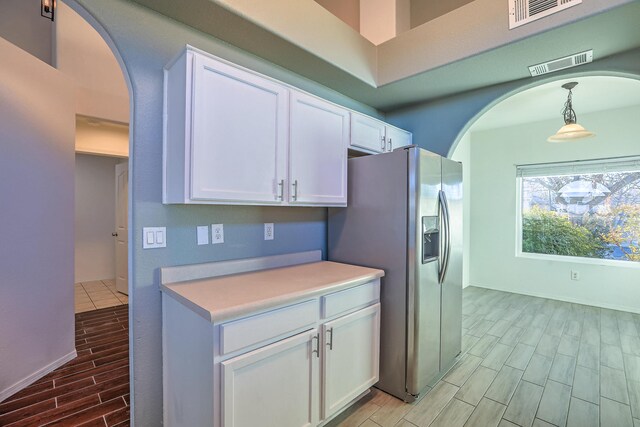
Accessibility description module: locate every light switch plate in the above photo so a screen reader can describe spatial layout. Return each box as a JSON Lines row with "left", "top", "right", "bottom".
{"left": 197, "top": 226, "right": 209, "bottom": 245}
{"left": 143, "top": 227, "right": 167, "bottom": 249}
{"left": 264, "top": 223, "right": 274, "bottom": 240}
{"left": 212, "top": 224, "right": 224, "bottom": 244}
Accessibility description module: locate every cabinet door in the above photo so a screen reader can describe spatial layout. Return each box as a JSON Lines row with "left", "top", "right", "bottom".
{"left": 385, "top": 125, "right": 412, "bottom": 152}
{"left": 322, "top": 304, "right": 380, "bottom": 420}
{"left": 350, "top": 113, "right": 386, "bottom": 154}
{"left": 190, "top": 54, "right": 288, "bottom": 203}
{"left": 222, "top": 330, "right": 319, "bottom": 427}
{"left": 289, "top": 91, "right": 348, "bottom": 206}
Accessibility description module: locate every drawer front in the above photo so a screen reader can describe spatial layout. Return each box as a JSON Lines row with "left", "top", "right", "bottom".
{"left": 220, "top": 300, "right": 318, "bottom": 355}
{"left": 322, "top": 279, "right": 380, "bottom": 320}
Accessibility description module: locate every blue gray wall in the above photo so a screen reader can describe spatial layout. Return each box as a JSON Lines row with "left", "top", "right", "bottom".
{"left": 0, "top": 37, "right": 75, "bottom": 401}
{"left": 385, "top": 48, "right": 640, "bottom": 157}
{"left": 63, "top": 1, "right": 640, "bottom": 423}
{"left": 69, "top": 0, "right": 380, "bottom": 424}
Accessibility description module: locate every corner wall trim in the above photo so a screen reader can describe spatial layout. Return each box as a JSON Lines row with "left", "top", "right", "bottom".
{"left": 0, "top": 350, "right": 78, "bottom": 403}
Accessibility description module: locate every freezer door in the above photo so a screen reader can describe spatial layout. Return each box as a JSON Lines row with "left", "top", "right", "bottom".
{"left": 406, "top": 148, "right": 442, "bottom": 397}
{"left": 328, "top": 149, "right": 409, "bottom": 400}
{"left": 440, "top": 158, "right": 463, "bottom": 370}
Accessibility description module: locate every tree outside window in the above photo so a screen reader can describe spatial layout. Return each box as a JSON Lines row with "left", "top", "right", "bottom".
{"left": 519, "top": 162, "right": 640, "bottom": 263}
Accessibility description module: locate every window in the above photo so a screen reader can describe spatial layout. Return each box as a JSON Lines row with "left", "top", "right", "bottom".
{"left": 517, "top": 157, "right": 640, "bottom": 263}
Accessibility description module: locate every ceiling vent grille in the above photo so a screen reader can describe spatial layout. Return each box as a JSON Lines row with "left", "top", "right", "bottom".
{"left": 528, "top": 50, "right": 593, "bottom": 77}
{"left": 509, "top": 0, "right": 582, "bottom": 29}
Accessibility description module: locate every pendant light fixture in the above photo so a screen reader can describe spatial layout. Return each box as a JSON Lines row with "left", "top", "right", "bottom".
{"left": 41, "top": 0, "right": 55, "bottom": 21}
{"left": 547, "top": 82, "right": 595, "bottom": 143}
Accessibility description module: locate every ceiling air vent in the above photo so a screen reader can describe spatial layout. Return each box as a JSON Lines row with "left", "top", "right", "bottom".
{"left": 509, "top": 0, "right": 582, "bottom": 29}
{"left": 528, "top": 50, "right": 593, "bottom": 77}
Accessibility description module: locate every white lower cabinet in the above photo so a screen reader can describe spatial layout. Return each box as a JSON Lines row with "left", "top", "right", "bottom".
{"left": 162, "top": 279, "right": 381, "bottom": 427}
{"left": 221, "top": 292, "right": 380, "bottom": 427}
{"left": 221, "top": 303, "right": 381, "bottom": 427}
{"left": 322, "top": 304, "right": 380, "bottom": 420}
{"left": 222, "top": 330, "right": 320, "bottom": 427}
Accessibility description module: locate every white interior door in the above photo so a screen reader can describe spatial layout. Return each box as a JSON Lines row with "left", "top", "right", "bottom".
{"left": 115, "top": 161, "right": 128, "bottom": 295}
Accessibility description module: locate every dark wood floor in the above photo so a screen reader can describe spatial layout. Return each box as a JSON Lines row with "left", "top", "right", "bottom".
{"left": 0, "top": 305, "right": 130, "bottom": 426}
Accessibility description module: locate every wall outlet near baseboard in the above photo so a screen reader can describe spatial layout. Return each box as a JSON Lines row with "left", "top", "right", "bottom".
{"left": 212, "top": 224, "right": 224, "bottom": 244}
{"left": 264, "top": 223, "right": 274, "bottom": 240}
{"left": 571, "top": 270, "right": 580, "bottom": 281}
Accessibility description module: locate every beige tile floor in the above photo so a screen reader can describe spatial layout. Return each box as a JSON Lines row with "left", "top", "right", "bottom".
{"left": 74, "top": 279, "right": 128, "bottom": 313}
{"left": 328, "top": 286, "right": 640, "bottom": 427}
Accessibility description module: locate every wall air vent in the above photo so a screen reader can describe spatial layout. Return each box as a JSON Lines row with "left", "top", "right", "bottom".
{"left": 528, "top": 49, "right": 593, "bottom": 77}
{"left": 509, "top": 0, "right": 582, "bottom": 29}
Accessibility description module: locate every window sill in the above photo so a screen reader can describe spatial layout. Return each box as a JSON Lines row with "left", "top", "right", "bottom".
{"left": 516, "top": 251, "right": 640, "bottom": 269}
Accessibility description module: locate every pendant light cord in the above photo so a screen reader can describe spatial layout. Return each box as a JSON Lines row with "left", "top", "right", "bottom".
{"left": 563, "top": 89, "right": 577, "bottom": 125}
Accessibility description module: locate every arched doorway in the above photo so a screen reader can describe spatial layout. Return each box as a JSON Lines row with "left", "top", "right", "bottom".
{"left": 451, "top": 75, "right": 640, "bottom": 310}
{"left": 0, "top": 0, "right": 133, "bottom": 424}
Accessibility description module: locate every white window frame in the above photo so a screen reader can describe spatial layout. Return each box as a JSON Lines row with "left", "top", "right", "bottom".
{"left": 515, "top": 156, "right": 640, "bottom": 269}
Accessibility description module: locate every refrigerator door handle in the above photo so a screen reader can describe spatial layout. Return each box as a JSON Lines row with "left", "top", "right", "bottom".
{"left": 438, "top": 190, "right": 451, "bottom": 284}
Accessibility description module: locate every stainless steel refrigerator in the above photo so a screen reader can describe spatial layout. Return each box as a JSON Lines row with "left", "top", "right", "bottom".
{"left": 328, "top": 146, "right": 463, "bottom": 402}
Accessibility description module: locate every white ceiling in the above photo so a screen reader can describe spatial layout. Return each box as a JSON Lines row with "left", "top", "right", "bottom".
{"left": 470, "top": 76, "right": 640, "bottom": 132}
{"left": 130, "top": 0, "right": 640, "bottom": 110}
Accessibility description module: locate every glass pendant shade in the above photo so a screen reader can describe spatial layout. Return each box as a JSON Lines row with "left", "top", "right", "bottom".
{"left": 547, "top": 123, "right": 595, "bottom": 142}
{"left": 547, "top": 82, "right": 595, "bottom": 143}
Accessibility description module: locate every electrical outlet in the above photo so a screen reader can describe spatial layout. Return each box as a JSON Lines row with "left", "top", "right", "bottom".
{"left": 212, "top": 224, "right": 224, "bottom": 244}
{"left": 143, "top": 227, "right": 166, "bottom": 249}
{"left": 197, "top": 226, "right": 209, "bottom": 245}
{"left": 264, "top": 223, "right": 274, "bottom": 240}
{"left": 571, "top": 270, "right": 580, "bottom": 281}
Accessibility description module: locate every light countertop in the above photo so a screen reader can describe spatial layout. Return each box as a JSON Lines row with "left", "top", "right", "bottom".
{"left": 160, "top": 261, "right": 384, "bottom": 323}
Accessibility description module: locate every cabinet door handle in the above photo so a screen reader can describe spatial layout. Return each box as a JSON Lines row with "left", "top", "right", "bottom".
{"left": 277, "top": 179, "right": 284, "bottom": 200}
{"left": 381, "top": 136, "right": 386, "bottom": 151}
{"left": 312, "top": 333, "right": 320, "bottom": 358}
{"left": 292, "top": 180, "right": 298, "bottom": 201}
{"left": 326, "top": 327, "right": 334, "bottom": 350}
{"left": 388, "top": 138, "right": 393, "bottom": 151}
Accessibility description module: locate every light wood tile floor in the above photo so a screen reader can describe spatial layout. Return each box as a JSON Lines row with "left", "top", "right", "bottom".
{"left": 327, "top": 286, "right": 640, "bottom": 427}
{"left": 75, "top": 279, "right": 128, "bottom": 313}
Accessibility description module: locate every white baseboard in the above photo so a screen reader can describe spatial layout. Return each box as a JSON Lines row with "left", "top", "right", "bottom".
{"left": 469, "top": 282, "right": 640, "bottom": 314}
{"left": 0, "top": 350, "right": 77, "bottom": 403}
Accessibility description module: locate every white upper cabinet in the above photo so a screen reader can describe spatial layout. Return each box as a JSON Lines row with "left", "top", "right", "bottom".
{"left": 164, "top": 46, "right": 411, "bottom": 206}
{"left": 289, "top": 91, "right": 348, "bottom": 206}
{"left": 190, "top": 54, "right": 288, "bottom": 204}
{"left": 164, "top": 49, "right": 288, "bottom": 205}
{"left": 164, "top": 47, "right": 348, "bottom": 206}
{"left": 350, "top": 112, "right": 413, "bottom": 154}
{"left": 385, "top": 125, "right": 412, "bottom": 152}
{"left": 350, "top": 113, "right": 387, "bottom": 154}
